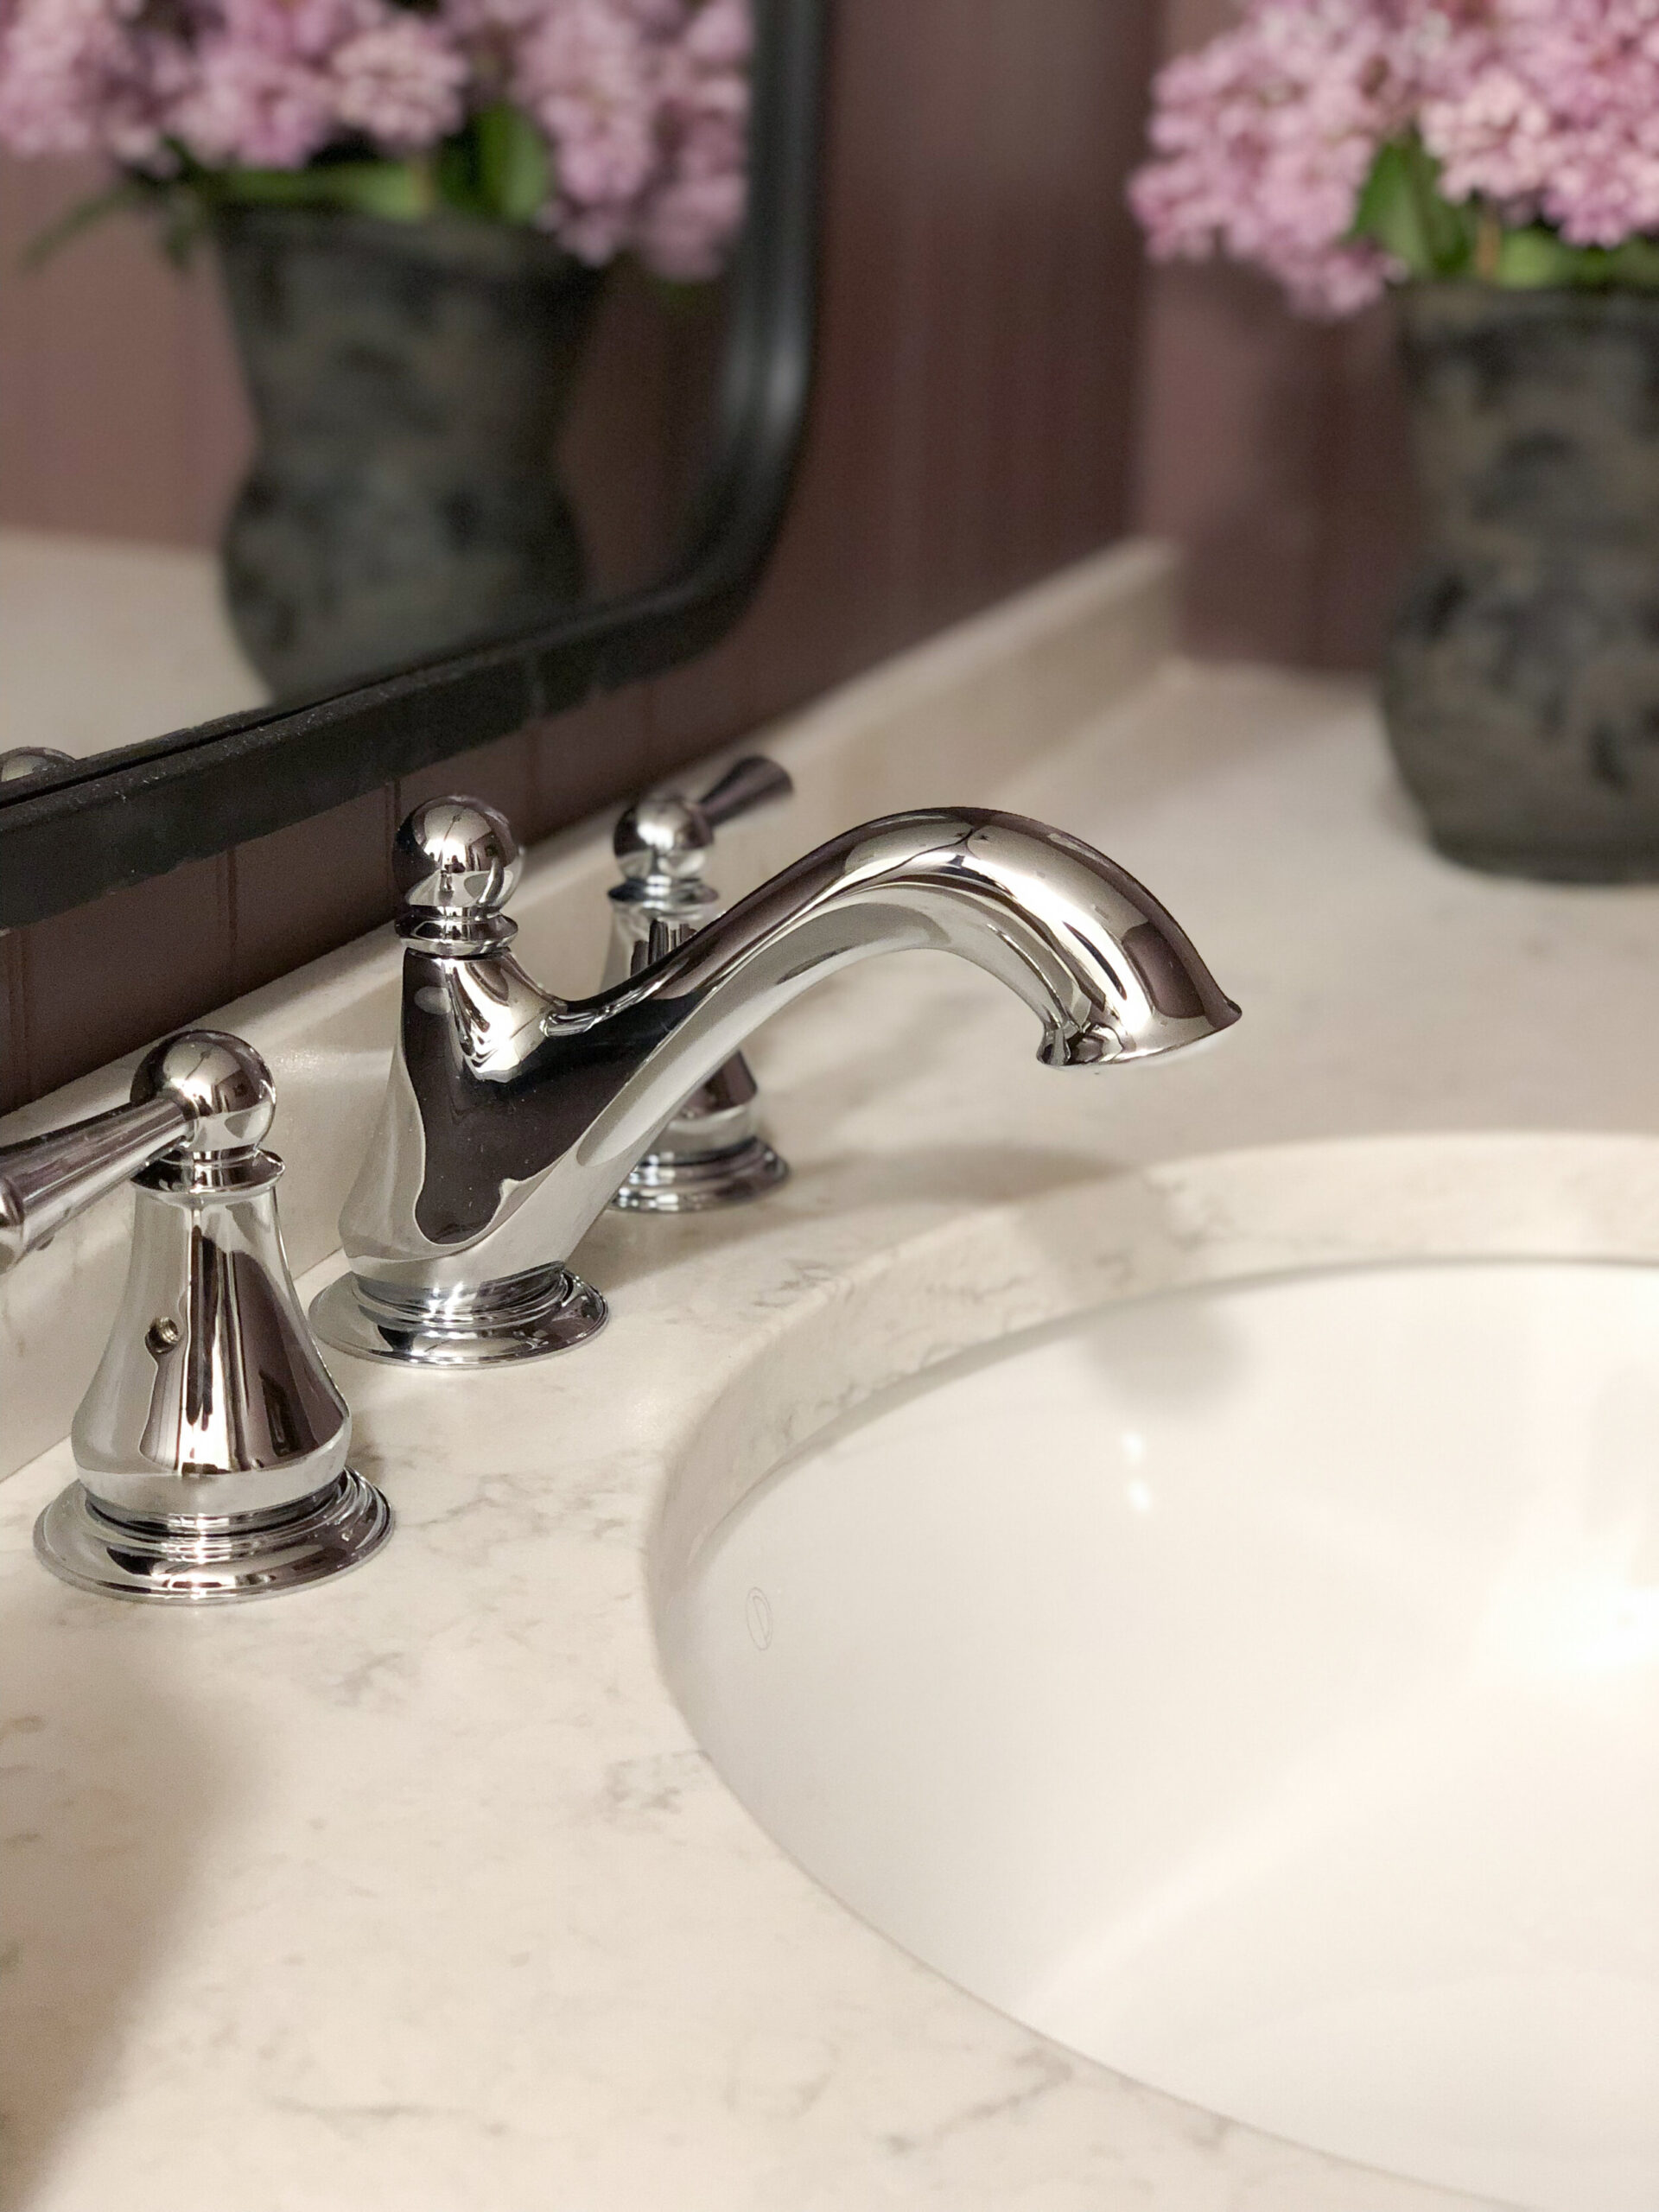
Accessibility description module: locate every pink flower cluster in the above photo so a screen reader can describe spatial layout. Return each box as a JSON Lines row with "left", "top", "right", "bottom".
{"left": 1132, "top": 0, "right": 1659, "bottom": 315}
{"left": 508, "top": 0, "right": 748, "bottom": 270}
{"left": 1424, "top": 0, "right": 1659, "bottom": 251}
{"left": 0, "top": 0, "right": 748, "bottom": 275}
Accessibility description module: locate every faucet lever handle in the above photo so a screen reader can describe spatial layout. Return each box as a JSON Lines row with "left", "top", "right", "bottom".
{"left": 0, "top": 1029, "right": 274, "bottom": 1274}
{"left": 696, "top": 755, "right": 793, "bottom": 830}
{"left": 603, "top": 757, "right": 795, "bottom": 1214}
{"left": 613, "top": 755, "right": 794, "bottom": 892}
{"left": 11, "top": 1027, "right": 394, "bottom": 1604}
{"left": 0, "top": 1096, "right": 191, "bottom": 1274}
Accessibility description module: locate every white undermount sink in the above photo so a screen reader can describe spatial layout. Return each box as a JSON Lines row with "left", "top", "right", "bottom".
{"left": 661, "top": 1257, "right": 1659, "bottom": 2211}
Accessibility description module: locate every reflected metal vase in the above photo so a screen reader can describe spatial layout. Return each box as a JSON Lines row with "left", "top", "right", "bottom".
{"left": 1384, "top": 284, "right": 1659, "bottom": 880}
{"left": 215, "top": 207, "right": 605, "bottom": 700}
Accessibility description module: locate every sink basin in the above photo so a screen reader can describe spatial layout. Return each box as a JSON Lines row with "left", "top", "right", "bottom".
{"left": 660, "top": 1259, "right": 1659, "bottom": 2211}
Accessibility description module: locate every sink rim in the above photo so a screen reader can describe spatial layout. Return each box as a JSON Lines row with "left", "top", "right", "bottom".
{"left": 648, "top": 1127, "right": 1659, "bottom": 1615}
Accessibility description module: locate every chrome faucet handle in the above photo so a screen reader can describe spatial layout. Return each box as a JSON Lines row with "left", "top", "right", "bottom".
{"left": 0, "top": 1089, "right": 195, "bottom": 1275}
{"left": 605, "top": 757, "right": 796, "bottom": 1214}
{"left": 611, "top": 754, "right": 794, "bottom": 901}
{"left": 697, "top": 753, "right": 794, "bottom": 829}
{"left": 1, "top": 1029, "right": 391, "bottom": 1603}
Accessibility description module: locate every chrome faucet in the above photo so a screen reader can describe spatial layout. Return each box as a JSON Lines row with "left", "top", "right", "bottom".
{"left": 603, "top": 755, "right": 795, "bottom": 1213}
{"left": 0, "top": 1029, "right": 391, "bottom": 1601}
{"left": 310, "top": 798, "right": 1239, "bottom": 1370}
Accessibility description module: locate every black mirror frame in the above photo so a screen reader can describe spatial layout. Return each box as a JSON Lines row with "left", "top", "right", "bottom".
{"left": 0, "top": 0, "right": 826, "bottom": 930}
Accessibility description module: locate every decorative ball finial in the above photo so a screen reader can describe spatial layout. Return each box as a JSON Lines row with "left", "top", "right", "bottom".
{"left": 613, "top": 791, "right": 713, "bottom": 884}
{"left": 130, "top": 1030, "right": 277, "bottom": 1154}
{"left": 395, "top": 797, "right": 522, "bottom": 916}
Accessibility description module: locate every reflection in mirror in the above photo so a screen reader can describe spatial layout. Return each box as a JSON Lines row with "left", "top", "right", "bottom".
{"left": 0, "top": 0, "right": 750, "bottom": 748}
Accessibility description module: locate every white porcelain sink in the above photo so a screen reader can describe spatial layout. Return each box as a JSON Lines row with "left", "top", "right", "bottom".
{"left": 661, "top": 1260, "right": 1659, "bottom": 2212}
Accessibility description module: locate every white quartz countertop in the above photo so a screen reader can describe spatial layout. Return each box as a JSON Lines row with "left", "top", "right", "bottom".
{"left": 6, "top": 631, "right": 1659, "bottom": 2209}
{"left": 0, "top": 526, "right": 264, "bottom": 760}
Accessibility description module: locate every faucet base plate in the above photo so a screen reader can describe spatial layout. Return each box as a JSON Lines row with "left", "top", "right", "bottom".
{"left": 610, "top": 1135, "right": 790, "bottom": 1215}
{"left": 34, "top": 1468, "right": 392, "bottom": 1604}
{"left": 309, "top": 1264, "right": 608, "bottom": 1367}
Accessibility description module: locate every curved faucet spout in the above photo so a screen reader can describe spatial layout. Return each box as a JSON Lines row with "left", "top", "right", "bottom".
{"left": 315, "top": 804, "right": 1237, "bottom": 1368}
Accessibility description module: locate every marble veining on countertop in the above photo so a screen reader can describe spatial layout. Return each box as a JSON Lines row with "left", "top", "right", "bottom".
{"left": 5, "top": 640, "right": 1658, "bottom": 2211}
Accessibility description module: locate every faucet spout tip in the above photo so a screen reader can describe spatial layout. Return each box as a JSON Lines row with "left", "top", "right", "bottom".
{"left": 1040, "top": 1023, "right": 1124, "bottom": 1069}
{"left": 1041, "top": 995, "right": 1241, "bottom": 1071}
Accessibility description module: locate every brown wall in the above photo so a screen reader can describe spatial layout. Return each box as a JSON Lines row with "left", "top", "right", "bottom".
{"left": 1128, "top": 0, "right": 1416, "bottom": 669}
{"left": 1, "top": 0, "right": 1160, "bottom": 1111}
{"left": 0, "top": 157, "right": 251, "bottom": 545}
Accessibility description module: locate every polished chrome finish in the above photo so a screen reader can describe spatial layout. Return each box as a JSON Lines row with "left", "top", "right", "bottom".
{"left": 0, "top": 1027, "right": 283, "bottom": 1274}
{"left": 605, "top": 757, "right": 795, "bottom": 1211}
{"left": 607, "top": 1057, "right": 789, "bottom": 1214}
{"left": 74, "top": 1149, "right": 345, "bottom": 1522}
{"left": 308, "top": 1259, "right": 606, "bottom": 1368}
{"left": 129, "top": 1025, "right": 282, "bottom": 1149}
{"left": 610, "top": 755, "right": 794, "bottom": 891}
{"left": 0, "top": 1027, "right": 391, "bottom": 1601}
{"left": 393, "top": 794, "right": 523, "bottom": 952}
{"left": 0, "top": 1095, "right": 192, "bottom": 1273}
{"left": 35, "top": 1469, "right": 391, "bottom": 1604}
{"left": 315, "top": 799, "right": 1239, "bottom": 1368}
{"left": 609, "top": 1130, "right": 789, "bottom": 1213}
{"left": 0, "top": 746, "right": 74, "bottom": 783}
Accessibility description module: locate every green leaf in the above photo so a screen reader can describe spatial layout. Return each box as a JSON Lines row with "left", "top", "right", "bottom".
{"left": 1492, "top": 226, "right": 1583, "bottom": 289}
{"left": 215, "top": 161, "right": 434, "bottom": 221}
{"left": 1478, "top": 225, "right": 1659, "bottom": 291}
{"left": 1351, "top": 141, "right": 1418, "bottom": 262}
{"left": 1351, "top": 131, "right": 1659, "bottom": 296}
{"left": 1596, "top": 236, "right": 1659, "bottom": 289}
{"left": 1351, "top": 134, "right": 1476, "bottom": 280}
{"left": 477, "top": 102, "right": 550, "bottom": 224}
{"left": 20, "top": 105, "right": 557, "bottom": 273}
{"left": 434, "top": 104, "right": 550, "bottom": 224}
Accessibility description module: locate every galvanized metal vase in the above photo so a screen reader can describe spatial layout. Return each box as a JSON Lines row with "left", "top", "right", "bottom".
{"left": 215, "top": 207, "right": 605, "bottom": 701}
{"left": 1384, "top": 284, "right": 1659, "bottom": 880}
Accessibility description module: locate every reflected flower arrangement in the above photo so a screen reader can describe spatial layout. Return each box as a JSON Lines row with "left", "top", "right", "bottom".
{"left": 0, "top": 0, "right": 748, "bottom": 276}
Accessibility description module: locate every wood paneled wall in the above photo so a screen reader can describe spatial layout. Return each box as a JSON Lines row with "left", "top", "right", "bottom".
{"left": 0, "top": 158, "right": 251, "bottom": 545}
{"left": 1, "top": 0, "right": 1160, "bottom": 1112}
{"left": 1128, "top": 0, "right": 1417, "bottom": 670}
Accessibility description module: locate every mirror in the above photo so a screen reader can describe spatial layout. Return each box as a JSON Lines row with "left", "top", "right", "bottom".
{"left": 0, "top": 241, "right": 731, "bottom": 747}
{"left": 0, "top": 0, "right": 822, "bottom": 924}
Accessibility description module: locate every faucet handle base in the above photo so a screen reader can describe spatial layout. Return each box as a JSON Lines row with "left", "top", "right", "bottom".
{"left": 611, "top": 1133, "right": 789, "bottom": 1214}
{"left": 34, "top": 1469, "right": 391, "bottom": 1605}
{"left": 610, "top": 1052, "right": 791, "bottom": 1216}
{"left": 310, "top": 1262, "right": 607, "bottom": 1368}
